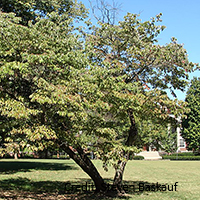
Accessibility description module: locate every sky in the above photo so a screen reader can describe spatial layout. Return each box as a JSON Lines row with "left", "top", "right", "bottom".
{"left": 79, "top": 0, "right": 200, "bottom": 100}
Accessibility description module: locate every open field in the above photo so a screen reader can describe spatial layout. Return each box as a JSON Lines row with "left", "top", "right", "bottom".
{"left": 0, "top": 159, "right": 200, "bottom": 199}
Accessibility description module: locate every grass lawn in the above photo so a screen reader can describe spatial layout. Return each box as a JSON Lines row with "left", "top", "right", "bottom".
{"left": 0, "top": 159, "right": 200, "bottom": 199}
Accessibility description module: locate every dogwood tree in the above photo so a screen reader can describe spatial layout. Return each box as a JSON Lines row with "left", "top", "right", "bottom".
{"left": 86, "top": 12, "right": 198, "bottom": 192}
{"left": 0, "top": 0, "right": 108, "bottom": 191}
{"left": 0, "top": 0, "right": 198, "bottom": 194}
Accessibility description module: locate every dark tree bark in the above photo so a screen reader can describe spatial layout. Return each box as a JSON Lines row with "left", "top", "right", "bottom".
{"left": 125, "top": 109, "right": 139, "bottom": 146}
{"left": 60, "top": 142, "right": 105, "bottom": 192}
{"left": 113, "top": 108, "right": 138, "bottom": 193}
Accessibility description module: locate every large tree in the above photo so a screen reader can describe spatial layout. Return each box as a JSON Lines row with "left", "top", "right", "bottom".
{"left": 182, "top": 77, "right": 200, "bottom": 152}
{"left": 0, "top": 0, "right": 198, "bottom": 194}
{"left": 0, "top": 0, "right": 107, "bottom": 191}
{"left": 86, "top": 11, "right": 198, "bottom": 192}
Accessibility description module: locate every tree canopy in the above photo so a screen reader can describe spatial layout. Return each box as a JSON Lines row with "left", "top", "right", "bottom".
{"left": 0, "top": 0, "right": 88, "bottom": 153}
{"left": 84, "top": 11, "right": 197, "bottom": 191}
{"left": 136, "top": 119, "right": 177, "bottom": 153}
{"left": 0, "top": 0, "right": 198, "bottom": 193}
{"left": 0, "top": 0, "right": 76, "bottom": 25}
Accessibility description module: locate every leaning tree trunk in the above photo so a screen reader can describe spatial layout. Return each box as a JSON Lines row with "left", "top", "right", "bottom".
{"left": 60, "top": 142, "right": 105, "bottom": 192}
{"left": 113, "top": 158, "right": 128, "bottom": 193}
{"left": 113, "top": 108, "right": 138, "bottom": 193}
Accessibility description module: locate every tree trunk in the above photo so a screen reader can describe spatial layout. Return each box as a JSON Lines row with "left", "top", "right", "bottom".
{"left": 14, "top": 152, "right": 18, "bottom": 159}
{"left": 60, "top": 142, "right": 105, "bottom": 192}
{"left": 125, "top": 109, "right": 139, "bottom": 146}
{"left": 113, "top": 109, "right": 138, "bottom": 193}
{"left": 113, "top": 159, "right": 127, "bottom": 193}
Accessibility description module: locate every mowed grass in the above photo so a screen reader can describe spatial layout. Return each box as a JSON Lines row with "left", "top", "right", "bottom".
{"left": 0, "top": 159, "right": 200, "bottom": 200}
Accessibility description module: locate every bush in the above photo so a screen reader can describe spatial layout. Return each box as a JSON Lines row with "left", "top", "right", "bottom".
{"left": 133, "top": 156, "right": 144, "bottom": 160}
{"left": 171, "top": 152, "right": 194, "bottom": 156}
{"left": 162, "top": 155, "right": 200, "bottom": 160}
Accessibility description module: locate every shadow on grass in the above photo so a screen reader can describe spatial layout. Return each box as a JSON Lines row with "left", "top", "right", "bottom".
{"left": 0, "top": 177, "right": 170, "bottom": 199}
{"left": 0, "top": 160, "right": 78, "bottom": 174}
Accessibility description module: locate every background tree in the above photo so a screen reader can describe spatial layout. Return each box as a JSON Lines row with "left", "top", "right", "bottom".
{"left": 182, "top": 77, "right": 200, "bottom": 152}
{"left": 137, "top": 118, "right": 177, "bottom": 153}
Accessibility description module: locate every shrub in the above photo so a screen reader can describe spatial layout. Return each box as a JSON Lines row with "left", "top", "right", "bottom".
{"left": 133, "top": 156, "right": 144, "bottom": 160}
{"left": 172, "top": 152, "right": 194, "bottom": 156}
{"left": 162, "top": 155, "right": 200, "bottom": 160}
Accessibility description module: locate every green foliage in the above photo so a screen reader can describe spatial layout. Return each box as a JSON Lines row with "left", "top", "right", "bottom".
{"left": 0, "top": 0, "right": 198, "bottom": 175}
{"left": 162, "top": 151, "right": 200, "bottom": 160}
{"left": 0, "top": 0, "right": 85, "bottom": 25}
{"left": 0, "top": 0, "right": 89, "bottom": 156}
{"left": 166, "top": 152, "right": 195, "bottom": 156}
{"left": 136, "top": 119, "right": 177, "bottom": 153}
{"left": 162, "top": 155, "right": 200, "bottom": 160}
{"left": 83, "top": 12, "right": 197, "bottom": 168}
{"left": 87, "top": 12, "right": 196, "bottom": 93}
{"left": 133, "top": 155, "right": 144, "bottom": 160}
{"left": 182, "top": 77, "right": 200, "bottom": 151}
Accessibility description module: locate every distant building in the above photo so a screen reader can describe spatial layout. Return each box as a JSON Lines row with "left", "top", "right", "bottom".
{"left": 172, "top": 115, "right": 187, "bottom": 152}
